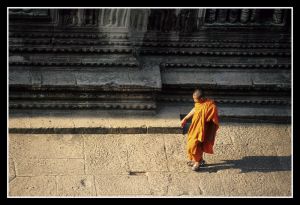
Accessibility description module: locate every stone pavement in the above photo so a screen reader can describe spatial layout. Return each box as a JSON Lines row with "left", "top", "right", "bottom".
{"left": 8, "top": 123, "right": 292, "bottom": 197}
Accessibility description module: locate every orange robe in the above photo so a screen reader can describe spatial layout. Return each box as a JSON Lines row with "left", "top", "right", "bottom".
{"left": 186, "top": 99, "right": 219, "bottom": 162}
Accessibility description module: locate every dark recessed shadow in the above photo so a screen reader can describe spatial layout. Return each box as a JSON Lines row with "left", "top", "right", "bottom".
{"left": 198, "top": 155, "right": 291, "bottom": 173}
{"left": 9, "top": 109, "right": 158, "bottom": 118}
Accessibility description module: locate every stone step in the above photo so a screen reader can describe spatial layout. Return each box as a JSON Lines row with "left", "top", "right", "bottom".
{"left": 9, "top": 103, "right": 291, "bottom": 134}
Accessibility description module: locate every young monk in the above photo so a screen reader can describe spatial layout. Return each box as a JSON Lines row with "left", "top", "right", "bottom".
{"left": 180, "top": 88, "right": 219, "bottom": 171}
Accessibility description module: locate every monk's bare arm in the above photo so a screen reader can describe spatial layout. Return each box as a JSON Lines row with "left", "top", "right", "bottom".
{"left": 183, "top": 108, "right": 195, "bottom": 121}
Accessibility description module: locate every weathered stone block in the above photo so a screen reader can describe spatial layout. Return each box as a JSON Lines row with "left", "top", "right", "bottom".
{"left": 242, "top": 172, "right": 282, "bottom": 196}
{"left": 163, "top": 134, "right": 190, "bottom": 172}
{"left": 125, "top": 135, "right": 168, "bottom": 172}
{"left": 94, "top": 174, "right": 151, "bottom": 196}
{"left": 15, "top": 158, "right": 85, "bottom": 176}
{"left": 9, "top": 134, "right": 84, "bottom": 159}
{"left": 42, "top": 71, "right": 76, "bottom": 86}
{"left": 84, "top": 135, "right": 130, "bottom": 175}
{"left": 229, "top": 124, "right": 291, "bottom": 146}
{"left": 30, "top": 71, "right": 42, "bottom": 86}
{"left": 9, "top": 71, "right": 31, "bottom": 85}
{"left": 271, "top": 171, "right": 291, "bottom": 196}
{"left": 75, "top": 71, "right": 130, "bottom": 86}
{"left": 57, "top": 175, "right": 96, "bottom": 196}
{"left": 9, "top": 159, "right": 16, "bottom": 182}
{"left": 147, "top": 172, "right": 202, "bottom": 196}
{"left": 219, "top": 169, "right": 252, "bottom": 196}
{"left": 9, "top": 176, "right": 57, "bottom": 196}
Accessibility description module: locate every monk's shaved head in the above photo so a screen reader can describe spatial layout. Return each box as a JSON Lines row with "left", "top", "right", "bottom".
{"left": 193, "top": 88, "right": 204, "bottom": 99}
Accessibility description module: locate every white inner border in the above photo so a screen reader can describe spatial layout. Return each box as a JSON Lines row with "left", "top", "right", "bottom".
{"left": 7, "top": 6, "right": 293, "bottom": 199}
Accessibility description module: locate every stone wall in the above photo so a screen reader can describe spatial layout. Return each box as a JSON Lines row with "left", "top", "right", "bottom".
{"left": 9, "top": 9, "right": 291, "bottom": 121}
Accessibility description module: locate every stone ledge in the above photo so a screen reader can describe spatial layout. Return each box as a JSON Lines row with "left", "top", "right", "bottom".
{"left": 9, "top": 103, "right": 290, "bottom": 134}
{"left": 9, "top": 116, "right": 290, "bottom": 135}
{"left": 9, "top": 127, "right": 182, "bottom": 134}
{"left": 8, "top": 117, "right": 290, "bottom": 134}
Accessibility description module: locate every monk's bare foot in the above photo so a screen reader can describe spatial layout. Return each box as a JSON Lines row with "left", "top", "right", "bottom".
{"left": 192, "top": 162, "right": 200, "bottom": 171}
{"left": 187, "top": 161, "right": 194, "bottom": 166}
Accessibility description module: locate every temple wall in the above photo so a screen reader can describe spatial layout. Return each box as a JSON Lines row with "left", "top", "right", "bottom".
{"left": 9, "top": 9, "right": 291, "bottom": 122}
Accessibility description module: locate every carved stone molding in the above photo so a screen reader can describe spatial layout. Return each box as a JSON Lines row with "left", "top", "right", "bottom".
{"left": 141, "top": 38, "right": 290, "bottom": 43}
{"left": 158, "top": 96, "right": 291, "bottom": 105}
{"left": 9, "top": 9, "right": 291, "bottom": 31}
{"left": 10, "top": 47, "right": 133, "bottom": 54}
{"left": 10, "top": 61, "right": 139, "bottom": 67}
{"left": 10, "top": 38, "right": 290, "bottom": 49}
{"left": 9, "top": 103, "right": 157, "bottom": 110}
{"left": 204, "top": 9, "right": 289, "bottom": 26}
{"left": 14, "top": 62, "right": 291, "bottom": 70}
{"left": 160, "top": 63, "right": 290, "bottom": 69}
{"left": 139, "top": 50, "right": 290, "bottom": 57}
{"left": 10, "top": 38, "right": 131, "bottom": 46}
{"left": 9, "top": 32, "right": 128, "bottom": 39}
{"left": 162, "top": 84, "right": 290, "bottom": 91}
{"left": 134, "top": 42, "right": 290, "bottom": 49}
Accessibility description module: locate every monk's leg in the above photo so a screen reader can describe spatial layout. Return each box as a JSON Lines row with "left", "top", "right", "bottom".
{"left": 192, "top": 142, "right": 204, "bottom": 170}
{"left": 186, "top": 147, "right": 194, "bottom": 166}
{"left": 194, "top": 142, "right": 204, "bottom": 162}
{"left": 187, "top": 139, "right": 203, "bottom": 167}
{"left": 186, "top": 138, "right": 194, "bottom": 161}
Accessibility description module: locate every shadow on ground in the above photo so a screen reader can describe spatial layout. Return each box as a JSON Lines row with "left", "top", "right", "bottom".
{"left": 199, "top": 155, "right": 291, "bottom": 173}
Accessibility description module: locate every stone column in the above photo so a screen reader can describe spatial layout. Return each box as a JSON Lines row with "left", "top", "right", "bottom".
{"left": 250, "top": 9, "right": 260, "bottom": 23}
{"left": 207, "top": 9, "right": 217, "bottom": 23}
{"left": 83, "top": 9, "right": 98, "bottom": 26}
{"left": 196, "top": 9, "right": 205, "bottom": 29}
{"left": 164, "top": 10, "right": 173, "bottom": 32}
{"left": 154, "top": 10, "right": 161, "bottom": 30}
{"left": 97, "top": 9, "right": 130, "bottom": 28}
{"left": 129, "top": 9, "right": 149, "bottom": 32}
{"left": 172, "top": 12, "right": 178, "bottom": 31}
{"left": 107, "top": 9, "right": 117, "bottom": 26}
{"left": 98, "top": 9, "right": 105, "bottom": 26}
{"left": 59, "top": 9, "right": 79, "bottom": 26}
{"left": 217, "top": 9, "right": 228, "bottom": 23}
{"left": 114, "top": 9, "right": 121, "bottom": 26}
{"left": 272, "top": 9, "right": 284, "bottom": 24}
{"left": 240, "top": 9, "right": 250, "bottom": 23}
{"left": 77, "top": 9, "right": 84, "bottom": 26}
{"left": 123, "top": 9, "right": 131, "bottom": 28}
{"left": 141, "top": 10, "right": 150, "bottom": 32}
{"left": 228, "top": 9, "right": 239, "bottom": 23}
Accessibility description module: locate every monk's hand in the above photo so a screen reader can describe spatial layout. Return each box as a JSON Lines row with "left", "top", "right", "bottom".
{"left": 181, "top": 118, "right": 187, "bottom": 128}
